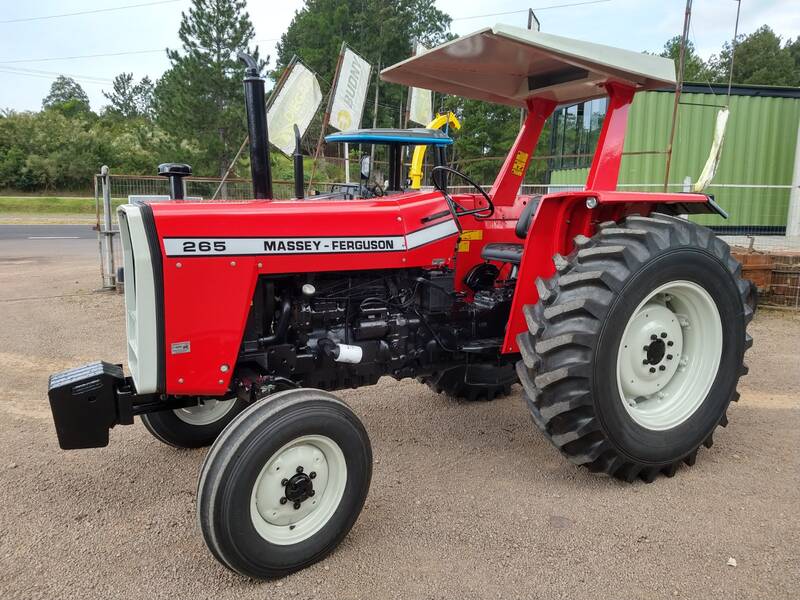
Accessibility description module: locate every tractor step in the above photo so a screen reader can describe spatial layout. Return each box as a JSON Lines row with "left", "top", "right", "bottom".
{"left": 460, "top": 338, "right": 503, "bottom": 353}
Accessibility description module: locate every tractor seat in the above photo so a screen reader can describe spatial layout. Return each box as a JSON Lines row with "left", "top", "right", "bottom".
{"left": 480, "top": 243, "right": 524, "bottom": 264}
{"left": 479, "top": 195, "right": 540, "bottom": 265}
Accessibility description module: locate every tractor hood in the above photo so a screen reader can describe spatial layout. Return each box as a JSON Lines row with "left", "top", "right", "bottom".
{"left": 381, "top": 24, "right": 676, "bottom": 107}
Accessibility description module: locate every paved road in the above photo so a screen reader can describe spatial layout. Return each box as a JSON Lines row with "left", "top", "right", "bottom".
{"left": 0, "top": 224, "right": 96, "bottom": 240}
{"left": 0, "top": 224, "right": 100, "bottom": 258}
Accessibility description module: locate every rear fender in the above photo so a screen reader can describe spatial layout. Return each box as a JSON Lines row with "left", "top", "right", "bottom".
{"left": 501, "top": 190, "right": 721, "bottom": 353}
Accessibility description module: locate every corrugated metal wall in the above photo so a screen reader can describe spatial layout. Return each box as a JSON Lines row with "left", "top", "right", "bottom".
{"left": 549, "top": 90, "right": 800, "bottom": 228}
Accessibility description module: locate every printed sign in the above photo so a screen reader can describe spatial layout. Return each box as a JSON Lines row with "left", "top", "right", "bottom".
{"left": 164, "top": 236, "right": 406, "bottom": 256}
{"left": 408, "top": 44, "right": 433, "bottom": 125}
{"left": 267, "top": 62, "right": 323, "bottom": 155}
{"left": 162, "top": 221, "right": 459, "bottom": 257}
{"left": 329, "top": 48, "right": 372, "bottom": 132}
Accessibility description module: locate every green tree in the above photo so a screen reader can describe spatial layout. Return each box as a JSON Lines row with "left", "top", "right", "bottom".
{"left": 787, "top": 37, "right": 800, "bottom": 72}
{"left": 103, "top": 73, "right": 155, "bottom": 119}
{"left": 440, "top": 97, "right": 520, "bottom": 183}
{"left": 709, "top": 26, "right": 799, "bottom": 86}
{"left": 42, "top": 76, "right": 91, "bottom": 117}
{"left": 276, "top": 0, "right": 451, "bottom": 134}
{"left": 154, "top": 0, "right": 264, "bottom": 177}
{"left": 659, "top": 36, "right": 709, "bottom": 82}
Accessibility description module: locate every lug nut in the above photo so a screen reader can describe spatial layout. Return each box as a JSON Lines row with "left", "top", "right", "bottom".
{"left": 643, "top": 346, "right": 649, "bottom": 351}
{"left": 296, "top": 466, "right": 304, "bottom": 474}
{"left": 293, "top": 502, "right": 301, "bottom": 510}
{"left": 309, "top": 489, "right": 315, "bottom": 497}
{"left": 659, "top": 365, "right": 666, "bottom": 371}
{"left": 667, "top": 354, "right": 673, "bottom": 360}
{"left": 660, "top": 332, "right": 667, "bottom": 338}
{"left": 642, "top": 359, "right": 648, "bottom": 365}
{"left": 309, "top": 472, "right": 316, "bottom": 479}
{"left": 651, "top": 334, "right": 658, "bottom": 341}
{"left": 649, "top": 367, "right": 656, "bottom": 373}
{"left": 667, "top": 341, "right": 674, "bottom": 347}
{"left": 279, "top": 497, "right": 287, "bottom": 505}
{"left": 281, "top": 478, "right": 288, "bottom": 486}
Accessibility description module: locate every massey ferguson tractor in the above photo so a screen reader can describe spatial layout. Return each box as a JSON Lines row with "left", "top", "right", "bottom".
{"left": 48, "top": 25, "right": 753, "bottom": 579}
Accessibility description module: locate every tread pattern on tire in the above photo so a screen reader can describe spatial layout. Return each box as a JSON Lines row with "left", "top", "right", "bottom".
{"left": 196, "top": 389, "right": 371, "bottom": 578}
{"left": 516, "top": 213, "right": 753, "bottom": 483}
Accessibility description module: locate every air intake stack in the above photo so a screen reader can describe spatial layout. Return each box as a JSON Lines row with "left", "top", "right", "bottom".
{"left": 238, "top": 53, "right": 273, "bottom": 199}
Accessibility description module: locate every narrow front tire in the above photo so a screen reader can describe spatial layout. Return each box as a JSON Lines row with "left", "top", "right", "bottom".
{"left": 197, "top": 389, "right": 372, "bottom": 579}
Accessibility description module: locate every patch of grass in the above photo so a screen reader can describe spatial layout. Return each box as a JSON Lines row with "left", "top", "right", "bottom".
{"left": 0, "top": 196, "right": 125, "bottom": 214}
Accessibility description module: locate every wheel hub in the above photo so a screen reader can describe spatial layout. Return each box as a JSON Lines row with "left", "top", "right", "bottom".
{"left": 618, "top": 304, "right": 683, "bottom": 400}
{"left": 250, "top": 435, "right": 347, "bottom": 545}
{"left": 644, "top": 338, "right": 666, "bottom": 365}
{"left": 616, "top": 281, "right": 722, "bottom": 431}
{"left": 283, "top": 468, "right": 316, "bottom": 507}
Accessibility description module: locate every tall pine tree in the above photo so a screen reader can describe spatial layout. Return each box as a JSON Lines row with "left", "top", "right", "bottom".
{"left": 154, "top": 0, "right": 264, "bottom": 176}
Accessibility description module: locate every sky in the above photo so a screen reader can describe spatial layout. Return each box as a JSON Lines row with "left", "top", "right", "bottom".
{"left": 0, "top": 0, "right": 798, "bottom": 112}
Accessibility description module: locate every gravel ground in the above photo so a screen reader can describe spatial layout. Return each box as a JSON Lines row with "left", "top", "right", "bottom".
{"left": 0, "top": 253, "right": 798, "bottom": 600}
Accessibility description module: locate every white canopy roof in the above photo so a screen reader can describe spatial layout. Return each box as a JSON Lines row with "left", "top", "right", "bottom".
{"left": 381, "top": 25, "right": 676, "bottom": 107}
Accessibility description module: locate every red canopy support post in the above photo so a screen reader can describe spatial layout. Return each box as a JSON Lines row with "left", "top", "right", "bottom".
{"left": 489, "top": 97, "right": 557, "bottom": 206}
{"left": 585, "top": 82, "right": 636, "bottom": 191}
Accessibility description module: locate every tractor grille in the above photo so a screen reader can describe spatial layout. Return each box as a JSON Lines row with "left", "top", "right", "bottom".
{"left": 118, "top": 205, "right": 159, "bottom": 394}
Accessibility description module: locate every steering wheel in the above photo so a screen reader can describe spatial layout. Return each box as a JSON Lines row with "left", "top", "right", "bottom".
{"left": 431, "top": 166, "right": 494, "bottom": 228}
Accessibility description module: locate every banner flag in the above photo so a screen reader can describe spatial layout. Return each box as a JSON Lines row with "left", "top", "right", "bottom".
{"left": 408, "top": 44, "right": 433, "bottom": 126}
{"left": 328, "top": 48, "right": 372, "bottom": 131}
{"left": 267, "top": 62, "right": 323, "bottom": 156}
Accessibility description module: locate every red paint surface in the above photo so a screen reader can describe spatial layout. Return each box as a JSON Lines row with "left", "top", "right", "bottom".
{"left": 585, "top": 82, "right": 636, "bottom": 191}
{"left": 152, "top": 193, "right": 464, "bottom": 394}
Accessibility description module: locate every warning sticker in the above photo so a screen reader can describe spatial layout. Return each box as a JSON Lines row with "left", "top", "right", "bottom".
{"left": 511, "top": 151, "right": 529, "bottom": 177}
{"left": 460, "top": 229, "right": 483, "bottom": 241}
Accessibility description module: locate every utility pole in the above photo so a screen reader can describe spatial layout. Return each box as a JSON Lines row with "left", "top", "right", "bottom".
{"left": 369, "top": 59, "right": 381, "bottom": 174}
{"left": 521, "top": 10, "right": 541, "bottom": 128}
{"left": 527, "top": 8, "right": 540, "bottom": 31}
{"left": 663, "top": 0, "right": 692, "bottom": 191}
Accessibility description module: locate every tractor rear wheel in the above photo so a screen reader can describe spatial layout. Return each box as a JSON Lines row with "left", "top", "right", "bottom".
{"left": 141, "top": 396, "right": 246, "bottom": 448}
{"left": 516, "top": 214, "right": 753, "bottom": 482}
{"left": 421, "top": 363, "right": 517, "bottom": 401}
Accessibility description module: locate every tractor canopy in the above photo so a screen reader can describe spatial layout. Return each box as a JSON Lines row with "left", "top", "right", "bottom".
{"left": 325, "top": 128, "right": 453, "bottom": 146}
{"left": 381, "top": 24, "right": 676, "bottom": 107}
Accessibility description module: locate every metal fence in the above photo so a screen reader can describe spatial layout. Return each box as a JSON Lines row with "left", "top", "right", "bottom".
{"left": 94, "top": 170, "right": 800, "bottom": 309}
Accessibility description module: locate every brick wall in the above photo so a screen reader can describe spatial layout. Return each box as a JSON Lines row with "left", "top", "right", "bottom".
{"left": 732, "top": 250, "right": 800, "bottom": 308}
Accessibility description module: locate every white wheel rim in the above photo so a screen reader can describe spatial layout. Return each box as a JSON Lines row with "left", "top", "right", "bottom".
{"left": 250, "top": 435, "right": 347, "bottom": 546}
{"left": 616, "top": 280, "right": 722, "bottom": 431}
{"left": 174, "top": 398, "right": 237, "bottom": 426}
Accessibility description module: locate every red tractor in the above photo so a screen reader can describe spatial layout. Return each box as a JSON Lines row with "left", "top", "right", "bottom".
{"left": 48, "top": 25, "right": 753, "bottom": 579}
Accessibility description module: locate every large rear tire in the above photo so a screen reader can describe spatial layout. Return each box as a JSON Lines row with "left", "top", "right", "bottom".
{"left": 516, "top": 214, "right": 754, "bottom": 482}
{"left": 197, "top": 389, "right": 372, "bottom": 579}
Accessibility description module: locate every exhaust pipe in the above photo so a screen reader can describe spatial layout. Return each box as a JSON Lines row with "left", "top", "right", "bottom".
{"left": 238, "top": 53, "right": 273, "bottom": 199}
{"left": 293, "top": 124, "right": 304, "bottom": 199}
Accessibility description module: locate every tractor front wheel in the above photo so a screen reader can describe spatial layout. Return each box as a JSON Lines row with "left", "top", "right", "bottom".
{"left": 197, "top": 388, "right": 372, "bottom": 579}
{"left": 517, "top": 214, "right": 753, "bottom": 482}
{"left": 140, "top": 396, "right": 246, "bottom": 448}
